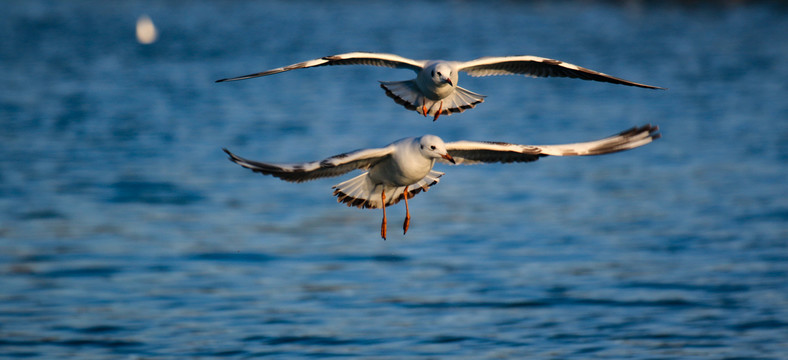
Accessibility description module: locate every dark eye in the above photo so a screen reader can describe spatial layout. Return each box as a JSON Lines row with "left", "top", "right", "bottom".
{"left": 430, "top": 145, "right": 436, "bottom": 150}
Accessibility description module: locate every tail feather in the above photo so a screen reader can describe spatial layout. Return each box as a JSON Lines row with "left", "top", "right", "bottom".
{"left": 387, "top": 170, "right": 444, "bottom": 204}
{"left": 379, "top": 80, "right": 421, "bottom": 112}
{"left": 333, "top": 173, "right": 377, "bottom": 209}
{"left": 380, "top": 81, "right": 486, "bottom": 118}
{"left": 440, "top": 86, "right": 486, "bottom": 115}
{"left": 332, "top": 170, "right": 444, "bottom": 209}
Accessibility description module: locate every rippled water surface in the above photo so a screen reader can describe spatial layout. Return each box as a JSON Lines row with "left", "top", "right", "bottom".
{"left": 1, "top": 0, "right": 787, "bottom": 359}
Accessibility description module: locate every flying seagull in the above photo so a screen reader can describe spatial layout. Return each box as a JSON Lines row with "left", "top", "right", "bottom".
{"left": 223, "top": 124, "right": 660, "bottom": 240}
{"left": 216, "top": 52, "right": 664, "bottom": 121}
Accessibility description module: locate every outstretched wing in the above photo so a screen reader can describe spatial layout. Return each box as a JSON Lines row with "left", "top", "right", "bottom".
{"left": 223, "top": 145, "right": 395, "bottom": 183}
{"left": 442, "top": 124, "right": 660, "bottom": 165}
{"left": 216, "top": 52, "right": 426, "bottom": 82}
{"left": 457, "top": 55, "right": 664, "bottom": 90}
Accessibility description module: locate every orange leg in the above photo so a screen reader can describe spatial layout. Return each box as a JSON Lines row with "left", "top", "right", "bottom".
{"left": 403, "top": 186, "right": 410, "bottom": 234}
{"left": 380, "top": 189, "right": 387, "bottom": 240}
{"left": 432, "top": 101, "right": 443, "bottom": 122}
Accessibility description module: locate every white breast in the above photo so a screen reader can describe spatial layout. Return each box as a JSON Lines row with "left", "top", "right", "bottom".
{"left": 368, "top": 140, "right": 435, "bottom": 186}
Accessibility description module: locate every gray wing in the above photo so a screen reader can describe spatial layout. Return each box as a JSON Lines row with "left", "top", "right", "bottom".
{"left": 442, "top": 124, "right": 660, "bottom": 165}
{"left": 457, "top": 55, "right": 664, "bottom": 90}
{"left": 223, "top": 146, "right": 394, "bottom": 183}
{"left": 216, "top": 52, "right": 426, "bottom": 82}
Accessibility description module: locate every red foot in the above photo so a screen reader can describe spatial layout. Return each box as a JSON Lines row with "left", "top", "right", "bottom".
{"left": 432, "top": 101, "right": 443, "bottom": 122}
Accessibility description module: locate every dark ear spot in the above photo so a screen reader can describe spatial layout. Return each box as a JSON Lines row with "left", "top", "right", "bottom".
{"left": 420, "top": 145, "right": 424, "bottom": 149}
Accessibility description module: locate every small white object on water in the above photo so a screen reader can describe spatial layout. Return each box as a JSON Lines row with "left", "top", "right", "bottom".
{"left": 136, "top": 15, "right": 157, "bottom": 45}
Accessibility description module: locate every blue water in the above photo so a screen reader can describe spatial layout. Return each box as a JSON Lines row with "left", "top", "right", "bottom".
{"left": 1, "top": 0, "right": 787, "bottom": 359}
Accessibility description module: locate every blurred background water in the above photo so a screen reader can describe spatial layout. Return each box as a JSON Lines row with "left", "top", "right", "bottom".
{"left": 1, "top": 0, "right": 787, "bottom": 359}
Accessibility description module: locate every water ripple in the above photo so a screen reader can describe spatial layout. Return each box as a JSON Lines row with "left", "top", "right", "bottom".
{"left": 108, "top": 179, "right": 203, "bottom": 205}
{"left": 382, "top": 297, "right": 708, "bottom": 309}
{"left": 37, "top": 266, "right": 122, "bottom": 278}
{"left": 187, "top": 252, "right": 278, "bottom": 263}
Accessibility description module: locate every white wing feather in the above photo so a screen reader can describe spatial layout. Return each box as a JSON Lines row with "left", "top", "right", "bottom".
{"left": 223, "top": 145, "right": 395, "bottom": 183}
{"left": 457, "top": 56, "right": 664, "bottom": 89}
{"left": 216, "top": 52, "right": 426, "bottom": 82}
{"left": 442, "top": 125, "right": 660, "bottom": 165}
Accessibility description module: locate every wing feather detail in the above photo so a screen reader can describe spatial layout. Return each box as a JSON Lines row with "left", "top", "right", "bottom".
{"left": 216, "top": 52, "right": 426, "bottom": 82}
{"left": 443, "top": 124, "right": 660, "bottom": 165}
{"left": 223, "top": 146, "right": 394, "bottom": 183}
{"left": 457, "top": 56, "right": 664, "bottom": 89}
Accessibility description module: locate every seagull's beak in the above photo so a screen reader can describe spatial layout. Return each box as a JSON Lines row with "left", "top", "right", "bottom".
{"left": 445, "top": 78, "right": 453, "bottom": 86}
{"left": 441, "top": 153, "right": 455, "bottom": 164}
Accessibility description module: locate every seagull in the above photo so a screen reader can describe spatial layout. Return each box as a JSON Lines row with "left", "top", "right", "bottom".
{"left": 216, "top": 52, "right": 664, "bottom": 121}
{"left": 224, "top": 124, "right": 660, "bottom": 240}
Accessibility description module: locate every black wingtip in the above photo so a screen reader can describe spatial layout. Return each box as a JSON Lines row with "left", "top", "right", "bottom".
{"left": 616, "top": 124, "right": 661, "bottom": 141}
{"left": 222, "top": 148, "right": 240, "bottom": 163}
{"left": 646, "top": 124, "right": 661, "bottom": 139}
{"left": 642, "top": 124, "right": 661, "bottom": 141}
{"left": 641, "top": 84, "right": 667, "bottom": 90}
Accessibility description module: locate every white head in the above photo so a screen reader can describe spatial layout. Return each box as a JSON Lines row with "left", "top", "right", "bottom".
{"left": 418, "top": 135, "right": 455, "bottom": 163}
{"left": 427, "top": 62, "right": 456, "bottom": 87}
